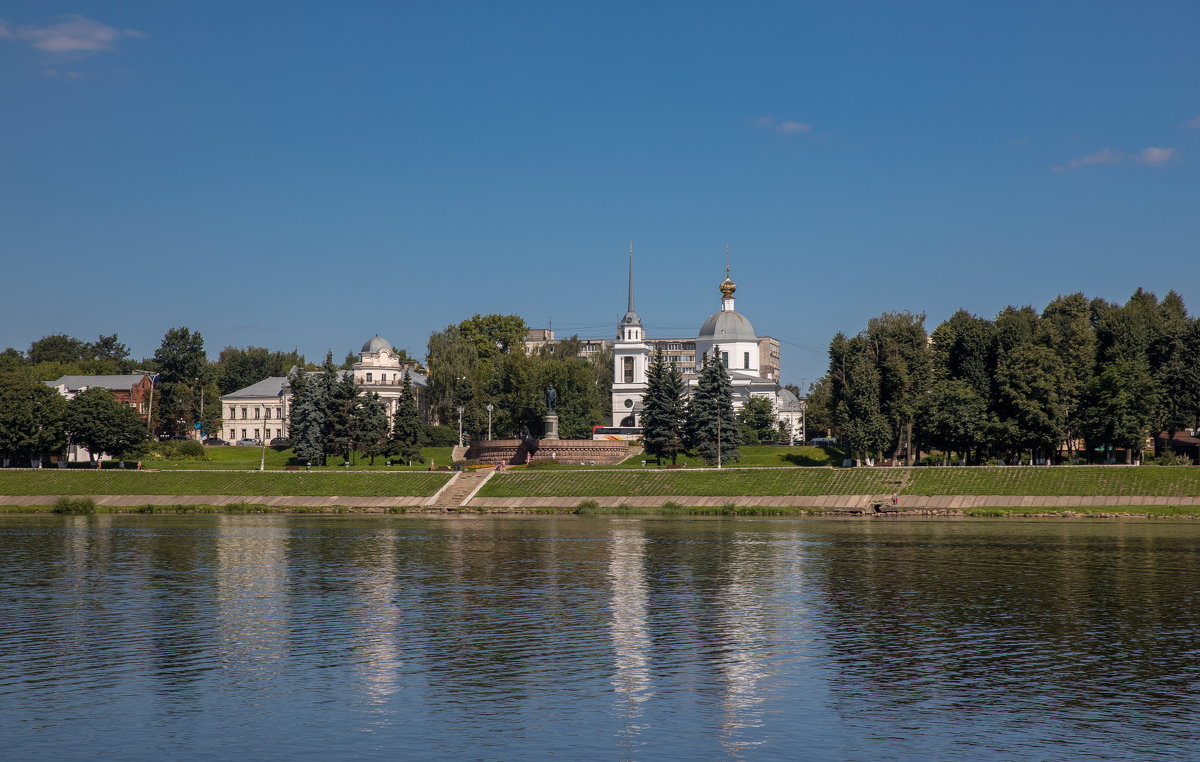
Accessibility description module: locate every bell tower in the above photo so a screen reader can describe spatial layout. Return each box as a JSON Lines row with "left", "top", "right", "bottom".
{"left": 611, "top": 242, "right": 650, "bottom": 426}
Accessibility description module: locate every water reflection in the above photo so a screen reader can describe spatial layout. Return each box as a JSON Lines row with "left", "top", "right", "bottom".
{"left": 607, "top": 520, "right": 651, "bottom": 744}
{"left": 0, "top": 516, "right": 1197, "bottom": 761}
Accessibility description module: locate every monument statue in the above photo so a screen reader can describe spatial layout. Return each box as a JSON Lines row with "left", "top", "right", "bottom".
{"left": 545, "top": 385, "right": 557, "bottom": 412}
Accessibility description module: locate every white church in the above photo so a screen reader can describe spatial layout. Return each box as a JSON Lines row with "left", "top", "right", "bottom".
{"left": 610, "top": 254, "right": 805, "bottom": 441}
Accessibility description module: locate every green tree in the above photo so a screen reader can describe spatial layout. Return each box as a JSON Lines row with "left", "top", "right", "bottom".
{"left": 918, "top": 379, "right": 988, "bottom": 463}
{"left": 325, "top": 364, "right": 359, "bottom": 464}
{"left": 64, "top": 387, "right": 147, "bottom": 463}
{"left": 687, "top": 349, "right": 740, "bottom": 466}
{"left": 1036, "top": 293, "right": 1097, "bottom": 459}
{"left": 1081, "top": 360, "right": 1158, "bottom": 463}
{"left": 355, "top": 391, "right": 390, "bottom": 464}
{"left": 426, "top": 325, "right": 478, "bottom": 426}
{"left": 738, "top": 395, "right": 777, "bottom": 444}
{"left": 458, "top": 314, "right": 529, "bottom": 359}
{"left": 216, "top": 346, "right": 305, "bottom": 394}
{"left": 288, "top": 367, "right": 325, "bottom": 465}
{"left": 993, "top": 344, "right": 1066, "bottom": 462}
{"left": 389, "top": 371, "right": 425, "bottom": 465}
{"left": 154, "top": 327, "right": 207, "bottom": 384}
{"left": 0, "top": 371, "right": 68, "bottom": 467}
{"left": 841, "top": 352, "right": 890, "bottom": 465}
{"left": 641, "top": 346, "right": 688, "bottom": 464}
{"left": 28, "top": 334, "right": 89, "bottom": 364}
{"left": 801, "top": 378, "right": 833, "bottom": 439}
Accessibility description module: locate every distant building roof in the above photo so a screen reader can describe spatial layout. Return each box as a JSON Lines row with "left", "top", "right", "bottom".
{"left": 697, "top": 310, "right": 758, "bottom": 343}
{"left": 46, "top": 374, "right": 149, "bottom": 392}
{"left": 223, "top": 377, "right": 288, "bottom": 399}
{"left": 777, "top": 387, "right": 805, "bottom": 412}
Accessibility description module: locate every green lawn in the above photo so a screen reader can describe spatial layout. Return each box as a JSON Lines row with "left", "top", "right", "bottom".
{"left": 0, "top": 470, "right": 451, "bottom": 497}
{"left": 904, "top": 466, "right": 1200, "bottom": 496}
{"left": 141, "top": 445, "right": 454, "bottom": 471}
{"left": 479, "top": 468, "right": 902, "bottom": 497}
{"left": 479, "top": 465, "right": 1200, "bottom": 498}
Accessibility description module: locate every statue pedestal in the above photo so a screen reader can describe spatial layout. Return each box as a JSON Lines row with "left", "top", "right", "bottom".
{"left": 542, "top": 414, "right": 560, "bottom": 440}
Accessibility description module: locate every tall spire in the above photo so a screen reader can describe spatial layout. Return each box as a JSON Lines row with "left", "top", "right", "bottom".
{"left": 618, "top": 239, "right": 643, "bottom": 337}
{"left": 628, "top": 240, "right": 635, "bottom": 313}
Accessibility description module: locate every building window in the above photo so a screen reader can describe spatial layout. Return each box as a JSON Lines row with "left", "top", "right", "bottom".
{"left": 229, "top": 406, "right": 235, "bottom": 419}
{"left": 241, "top": 429, "right": 247, "bottom": 439}
{"left": 744, "top": 352, "right": 750, "bottom": 369}
{"left": 254, "top": 429, "right": 259, "bottom": 440}
{"left": 366, "top": 373, "right": 372, "bottom": 382}
{"left": 264, "top": 408, "right": 271, "bottom": 420}
{"left": 623, "top": 356, "right": 634, "bottom": 384}
{"left": 254, "top": 407, "right": 260, "bottom": 419}
{"left": 722, "top": 352, "right": 729, "bottom": 367}
{"left": 229, "top": 429, "right": 235, "bottom": 439}
{"left": 277, "top": 407, "right": 282, "bottom": 418}
{"left": 241, "top": 407, "right": 247, "bottom": 419}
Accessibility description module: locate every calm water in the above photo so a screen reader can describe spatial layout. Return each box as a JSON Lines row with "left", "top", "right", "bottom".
{"left": 1, "top": 516, "right": 1198, "bottom": 761}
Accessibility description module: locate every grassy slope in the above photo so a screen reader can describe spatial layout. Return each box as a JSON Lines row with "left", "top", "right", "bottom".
{"left": 0, "top": 470, "right": 451, "bottom": 497}
{"left": 141, "top": 446, "right": 455, "bottom": 471}
{"left": 480, "top": 466, "right": 1200, "bottom": 498}
{"left": 480, "top": 468, "right": 903, "bottom": 497}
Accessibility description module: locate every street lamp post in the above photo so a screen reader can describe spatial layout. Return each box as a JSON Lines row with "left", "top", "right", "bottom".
{"left": 486, "top": 403, "right": 494, "bottom": 441}
{"left": 457, "top": 405, "right": 465, "bottom": 447}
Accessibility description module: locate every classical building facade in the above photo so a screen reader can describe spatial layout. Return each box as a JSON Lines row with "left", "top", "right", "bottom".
{"left": 219, "top": 335, "right": 427, "bottom": 443}
{"left": 609, "top": 257, "right": 804, "bottom": 441}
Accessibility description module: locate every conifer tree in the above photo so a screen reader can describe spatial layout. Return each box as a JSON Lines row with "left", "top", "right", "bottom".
{"left": 355, "top": 391, "right": 389, "bottom": 465}
{"left": 326, "top": 369, "right": 359, "bottom": 464}
{"left": 687, "top": 348, "right": 740, "bottom": 466}
{"left": 389, "top": 371, "right": 425, "bottom": 465}
{"left": 641, "top": 346, "right": 687, "bottom": 464}
{"left": 288, "top": 367, "right": 326, "bottom": 465}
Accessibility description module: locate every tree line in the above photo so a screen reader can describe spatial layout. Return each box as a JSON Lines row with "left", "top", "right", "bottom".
{"left": 805, "top": 289, "right": 1200, "bottom": 465}
{"left": 0, "top": 372, "right": 148, "bottom": 466}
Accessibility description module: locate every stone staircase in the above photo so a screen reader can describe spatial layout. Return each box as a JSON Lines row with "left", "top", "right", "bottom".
{"left": 425, "top": 466, "right": 495, "bottom": 509}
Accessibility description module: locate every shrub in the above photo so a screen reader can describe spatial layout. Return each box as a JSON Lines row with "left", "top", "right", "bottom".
{"left": 52, "top": 497, "right": 96, "bottom": 514}
{"left": 661, "top": 501, "right": 683, "bottom": 512}
{"left": 177, "top": 440, "right": 205, "bottom": 457}
{"left": 575, "top": 499, "right": 601, "bottom": 513}
{"left": 424, "top": 425, "right": 458, "bottom": 447}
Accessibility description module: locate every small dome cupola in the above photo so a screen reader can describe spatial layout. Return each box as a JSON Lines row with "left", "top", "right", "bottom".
{"left": 361, "top": 335, "right": 391, "bottom": 353}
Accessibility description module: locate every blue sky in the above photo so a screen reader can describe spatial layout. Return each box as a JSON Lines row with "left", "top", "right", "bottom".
{"left": 2, "top": 1, "right": 1198, "bottom": 388}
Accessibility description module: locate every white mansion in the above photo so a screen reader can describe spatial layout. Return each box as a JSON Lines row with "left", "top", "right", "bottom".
{"left": 610, "top": 256, "right": 805, "bottom": 440}
{"left": 219, "top": 336, "right": 427, "bottom": 443}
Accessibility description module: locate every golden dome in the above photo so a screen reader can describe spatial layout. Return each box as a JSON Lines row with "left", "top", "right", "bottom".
{"left": 719, "top": 267, "right": 736, "bottom": 298}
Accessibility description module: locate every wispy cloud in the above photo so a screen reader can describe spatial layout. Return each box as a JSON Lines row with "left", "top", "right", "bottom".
{"left": 1052, "top": 146, "right": 1178, "bottom": 173}
{"left": 1135, "top": 147, "right": 1177, "bottom": 166}
{"left": 1052, "top": 148, "right": 1120, "bottom": 173}
{"left": 754, "top": 116, "right": 814, "bottom": 136}
{"left": 0, "top": 14, "right": 145, "bottom": 55}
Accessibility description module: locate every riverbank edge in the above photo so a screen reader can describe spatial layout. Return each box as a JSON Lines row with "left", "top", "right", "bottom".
{"left": 3, "top": 501, "right": 1198, "bottom": 518}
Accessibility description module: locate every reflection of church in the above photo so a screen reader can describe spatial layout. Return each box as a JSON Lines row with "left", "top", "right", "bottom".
{"left": 611, "top": 254, "right": 804, "bottom": 441}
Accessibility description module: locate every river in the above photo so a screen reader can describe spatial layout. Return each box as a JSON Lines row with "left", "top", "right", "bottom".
{"left": 1, "top": 515, "right": 1197, "bottom": 760}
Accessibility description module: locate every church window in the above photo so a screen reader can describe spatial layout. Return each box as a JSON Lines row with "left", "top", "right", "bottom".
{"left": 722, "top": 352, "right": 729, "bottom": 367}
{"left": 744, "top": 352, "right": 750, "bottom": 369}
{"left": 623, "top": 356, "right": 634, "bottom": 384}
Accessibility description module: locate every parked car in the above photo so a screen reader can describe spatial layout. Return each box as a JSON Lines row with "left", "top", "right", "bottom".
{"left": 203, "top": 437, "right": 229, "bottom": 446}
{"left": 269, "top": 437, "right": 291, "bottom": 448}
{"left": 235, "top": 438, "right": 261, "bottom": 447}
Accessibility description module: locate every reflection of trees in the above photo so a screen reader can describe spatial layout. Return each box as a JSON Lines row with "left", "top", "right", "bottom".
{"left": 811, "top": 521, "right": 1200, "bottom": 750}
